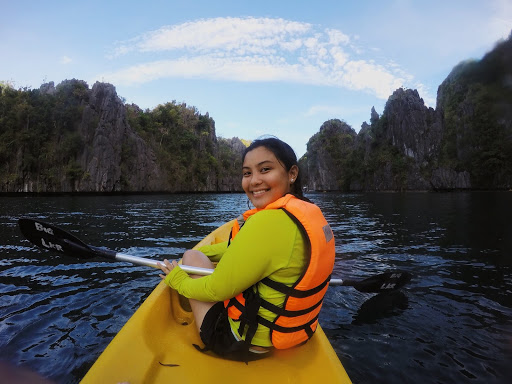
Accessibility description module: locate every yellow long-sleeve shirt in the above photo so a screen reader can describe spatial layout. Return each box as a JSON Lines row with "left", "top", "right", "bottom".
{"left": 164, "top": 209, "right": 308, "bottom": 347}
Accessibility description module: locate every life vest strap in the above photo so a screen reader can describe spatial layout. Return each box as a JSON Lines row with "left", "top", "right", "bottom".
{"left": 230, "top": 298, "right": 320, "bottom": 335}
{"left": 257, "top": 313, "right": 319, "bottom": 334}
{"left": 260, "top": 296, "right": 323, "bottom": 317}
{"left": 234, "top": 287, "right": 261, "bottom": 346}
{"left": 231, "top": 294, "right": 323, "bottom": 318}
{"left": 260, "top": 274, "right": 331, "bottom": 298}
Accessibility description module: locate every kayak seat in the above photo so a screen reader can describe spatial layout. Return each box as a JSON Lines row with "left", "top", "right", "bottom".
{"left": 170, "top": 288, "right": 195, "bottom": 326}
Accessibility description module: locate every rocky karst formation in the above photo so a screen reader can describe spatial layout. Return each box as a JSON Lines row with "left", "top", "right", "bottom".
{"left": 1, "top": 33, "right": 511, "bottom": 193}
{"left": 76, "top": 81, "right": 164, "bottom": 192}
{"left": 301, "top": 34, "right": 512, "bottom": 191}
{"left": 0, "top": 80, "right": 246, "bottom": 193}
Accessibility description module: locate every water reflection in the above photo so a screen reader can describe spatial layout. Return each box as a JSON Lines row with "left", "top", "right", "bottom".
{"left": 1, "top": 192, "right": 511, "bottom": 383}
{"left": 352, "top": 291, "right": 409, "bottom": 325}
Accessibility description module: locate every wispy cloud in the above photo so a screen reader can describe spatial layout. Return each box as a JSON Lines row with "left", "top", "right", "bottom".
{"left": 60, "top": 55, "right": 72, "bottom": 64}
{"left": 488, "top": 0, "right": 512, "bottom": 41}
{"left": 100, "top": 17, "right": 425, "bottom": 100}
{"left": 109, "top": 17, "right": 312, "bottom": 57}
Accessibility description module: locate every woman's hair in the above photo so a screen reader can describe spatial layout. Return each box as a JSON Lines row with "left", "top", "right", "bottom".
{"left": 242, "top": 137, "right": 305, "bottom": 199}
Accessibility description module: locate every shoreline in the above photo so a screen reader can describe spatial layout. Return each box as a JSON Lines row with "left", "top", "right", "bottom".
{"left": 1, "top": 189, "right": 510, "bottom": 197}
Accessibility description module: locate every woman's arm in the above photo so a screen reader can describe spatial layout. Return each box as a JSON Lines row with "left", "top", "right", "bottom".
{"left": 163, "top": 210, "right": 300, "bottom": 302}
{"left": 197, "top": 241, "right": 228, "bottom": 262}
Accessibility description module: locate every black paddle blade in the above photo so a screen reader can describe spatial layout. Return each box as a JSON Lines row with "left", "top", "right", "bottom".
{"left": 346, "top": 271, "right": 412, "bottom": 293}
{"left": 18, "top": 218, "right": 96, "bottom": 259}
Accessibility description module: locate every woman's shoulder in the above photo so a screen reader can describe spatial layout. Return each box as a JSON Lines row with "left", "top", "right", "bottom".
{"left": 250, "top": 207, "right": 291, "bottom": 221}
{"left": 247, "top": 209, "right": 295, "bottom": 228}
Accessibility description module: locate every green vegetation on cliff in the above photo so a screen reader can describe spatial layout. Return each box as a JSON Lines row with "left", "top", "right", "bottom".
{"left": 301, "top": 34, "right": 512, "bottom": 191}
{"left": 302, "top": 119, "right": 357, "bottom": 191}
{"left": 0, "top": 80, "right": 90, "bottom": 191}
{"left": 437, "top": 36, "right": 512, "bottom": 188}
{"left": 126, "top": 102, "right": 218, "bottom": 190}
{"left": 2, "top": 35, "right": 511, "bottom": 193}
{"left": 0, "top": 80, "right": 245, "bottom": 193}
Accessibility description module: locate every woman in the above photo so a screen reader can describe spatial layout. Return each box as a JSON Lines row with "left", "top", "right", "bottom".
{"left": 158, "top": 137, "right": 335, "bottom": 361}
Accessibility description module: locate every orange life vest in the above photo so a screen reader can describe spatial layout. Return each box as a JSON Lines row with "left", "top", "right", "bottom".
{"left": 224, "top": 194, "right": 335, "bottom": 350}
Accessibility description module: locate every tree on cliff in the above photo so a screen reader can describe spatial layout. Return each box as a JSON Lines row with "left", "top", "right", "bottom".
{"left": 437, "top": 35, "right": 512, "bottom": 188}
{"left": 0, "top": 80, "right": 245, "bottom": 193}
{"left": 0, "top": 80, "right": 89, "bottom": 192}
{"left": 301, "top": 34, "right": 512, "bottom": 191}
{"left": 2, "top": 35, "right": 510, "bottom": 193}
{"left": 300, "top": 119, "right": 357, "bottom": 191}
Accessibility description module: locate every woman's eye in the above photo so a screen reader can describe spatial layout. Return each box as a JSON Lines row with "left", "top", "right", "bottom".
{"left": 243, "top": 171, "right": 251, "bottom": 177}
{"left": 261, "top": 167, "right": 271, "bottom": 173}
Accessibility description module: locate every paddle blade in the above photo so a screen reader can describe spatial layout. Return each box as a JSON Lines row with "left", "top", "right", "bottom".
{"left": 18, "top": 218, "right": 96, "bottom": 259}
{"left": 345, "top": 271, "right": 412, "bottom": 293}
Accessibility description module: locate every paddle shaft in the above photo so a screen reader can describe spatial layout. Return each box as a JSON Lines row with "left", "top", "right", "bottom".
{"left": 19, "top": 218, "right": 411, "bottom": 292}
{"left": 108, "top": 249, "right": 214, "bottom": 276}
{"left": 88, "top": 248, "right": 411, "bottom": 290}
{"left": 97, "top": 248, "right": 346, "bottom": 285}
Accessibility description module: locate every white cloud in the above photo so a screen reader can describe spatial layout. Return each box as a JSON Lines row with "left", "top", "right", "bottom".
{"left": 100, "top": 17, "right": 423, "bottom": 100}
{"left": 125, "top": 17, "right": 312, "bottom": 55}
{"left": 330, "top": 46, "right": 348, "bottom": 68}
{"left": 101, "top": 55, "right": 328, "bottom": 86}
{"left": 60, "top": 55, "right": 72, "bottom": 64}
{"left": 488, "top": 0, "right": 512, "bottom": 41}
{"left": 338, "top": 60, "right": 404, "bottom": 99}
{"left": 326, "top": 29, "right": 350, "bottom": 45}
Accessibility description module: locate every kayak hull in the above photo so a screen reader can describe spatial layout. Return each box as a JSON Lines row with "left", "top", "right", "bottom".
{"left": 81, "top": 220, "right": 352, "bottom": 383}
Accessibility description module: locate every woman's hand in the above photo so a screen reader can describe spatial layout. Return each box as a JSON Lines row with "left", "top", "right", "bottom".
{"left": 158, "top": 259, "right": 179, "bottom": 280}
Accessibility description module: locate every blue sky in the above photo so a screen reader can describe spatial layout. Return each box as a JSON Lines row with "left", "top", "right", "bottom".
{"left": 1, "top": 0, "right": 511, "bottom": 157}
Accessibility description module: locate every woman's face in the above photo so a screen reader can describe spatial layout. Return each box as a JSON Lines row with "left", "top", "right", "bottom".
{"left": 242, "top": 146, "right": 298, "bottom": 209}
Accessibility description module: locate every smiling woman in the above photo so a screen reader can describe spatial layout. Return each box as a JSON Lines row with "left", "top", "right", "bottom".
{"left": 242, "top": 144, "right": 298, "bottom": 209}
{"left": 158, "top": 136, "right": 336, "bottom": 361}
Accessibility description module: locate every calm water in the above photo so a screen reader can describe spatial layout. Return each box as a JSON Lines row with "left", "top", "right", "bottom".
{"left": 1, "top": 192, "right": 511, "bottom": 383}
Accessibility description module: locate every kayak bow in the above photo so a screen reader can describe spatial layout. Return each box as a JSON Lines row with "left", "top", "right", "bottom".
{"left": 80, "top": 220, "right": 352, "bottom": 383}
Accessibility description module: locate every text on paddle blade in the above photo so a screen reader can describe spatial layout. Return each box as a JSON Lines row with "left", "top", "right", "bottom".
{"left": 41, "top": 238, "right": 63, "bottom": 252}
{"left": 35, "top": 222, "right": 54, "bottom": 235}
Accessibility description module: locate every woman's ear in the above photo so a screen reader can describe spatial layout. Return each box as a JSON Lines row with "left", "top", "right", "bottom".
{"left": 289, "top": 165, "right": 299, "bottom": 183}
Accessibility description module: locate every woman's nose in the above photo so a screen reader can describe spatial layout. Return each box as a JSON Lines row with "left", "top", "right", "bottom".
{"left": 250, "top": 173, "right": 262, "bottom": 185}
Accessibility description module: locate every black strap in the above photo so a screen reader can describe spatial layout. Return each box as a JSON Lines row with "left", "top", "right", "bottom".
{"left": 259, "top": 296, "right": 323, "bottom": 317}
{"left": 260, "top": 274, "right": 331, "bottom": 298}
{"left": 228, "top": 215, "right": 246, "bottom": 246}
{"left": 257, "top": 314, "right": 320, "bottom": 334}
{"left": 231, "top": 298, "right": 320, "bottom": 333}
{"left": 227, "top": 228, "right": 234, "bottom": 247}
{"left": 236, "top": 287, "right": 261, "bottom": 346}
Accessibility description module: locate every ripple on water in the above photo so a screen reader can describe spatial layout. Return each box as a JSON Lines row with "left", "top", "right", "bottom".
{"left": 1, "top": 193, "right": 511, "bottom": 383}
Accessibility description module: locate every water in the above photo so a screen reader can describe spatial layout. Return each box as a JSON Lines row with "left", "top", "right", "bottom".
{"left": 1, "top": 192, "right": 511, "bottom": 383}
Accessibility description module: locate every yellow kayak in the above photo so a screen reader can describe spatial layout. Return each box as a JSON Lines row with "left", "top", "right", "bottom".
{"left": 81, "top": 220, "right": 352, "bottom": 383}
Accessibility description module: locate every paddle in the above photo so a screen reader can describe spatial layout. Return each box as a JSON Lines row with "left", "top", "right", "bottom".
{"left": 18, "top": 218, "right": 213, "bottom": 276}
{"left": 18, "top": 218, "right": 411, "bottom": 292}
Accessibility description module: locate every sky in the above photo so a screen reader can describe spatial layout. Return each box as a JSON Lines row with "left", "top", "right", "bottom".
{"left": 1, "top": 0, "right": 511, "bottom": 157}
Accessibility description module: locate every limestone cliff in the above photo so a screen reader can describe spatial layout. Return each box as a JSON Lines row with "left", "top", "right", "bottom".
{"left": 300, "top": 119, "right": 356, "bottom": 191}
{"left": 301, "top": 33, "right": 512, "bottom": 191}
{"left": 0, "top": 80, "right": 246, "bottom": 193}
{"left": 77, "top": 82, "right": 164, "bottom": 192}
{"left": 2, "top": 34, "right": 511, "bottom": 193}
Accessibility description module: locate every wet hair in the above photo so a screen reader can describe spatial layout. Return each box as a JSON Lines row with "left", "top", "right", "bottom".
{"left": 242, "top": 136, "right": 305, "bottom": 199}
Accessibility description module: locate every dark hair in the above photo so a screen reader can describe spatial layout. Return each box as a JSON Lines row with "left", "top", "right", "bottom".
{"left": 242, "top": 137, "right": 305, "bottom": 199}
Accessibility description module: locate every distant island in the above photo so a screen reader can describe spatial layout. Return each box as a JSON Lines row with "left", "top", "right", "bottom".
{"left": 1, "top": 34, "right": 511, "bottom": 193}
